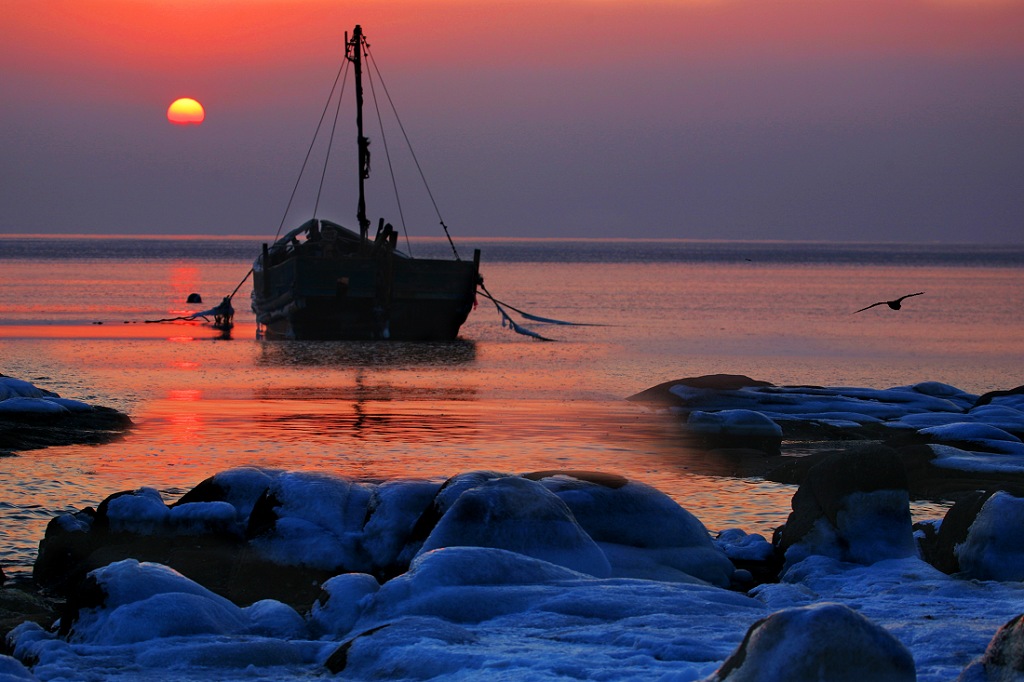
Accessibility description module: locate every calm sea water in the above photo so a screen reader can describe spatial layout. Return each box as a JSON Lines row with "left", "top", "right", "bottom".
{"left": 2, "top": 236, "right": 1023, "bottom": 576}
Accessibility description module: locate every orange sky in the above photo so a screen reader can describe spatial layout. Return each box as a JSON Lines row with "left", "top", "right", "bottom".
{"left": 8, "top": 0, "right": 1022, "bottom": 84}
{"left": 2, "top": 0, "right": 1022, "bottom": 241}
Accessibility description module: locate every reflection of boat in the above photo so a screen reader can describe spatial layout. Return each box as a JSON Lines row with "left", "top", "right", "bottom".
{"left": 256, "top": 339, "right": 477, "bottom": 368}
{"left": 251, "top": 25, "right": 481, "bottom": 341}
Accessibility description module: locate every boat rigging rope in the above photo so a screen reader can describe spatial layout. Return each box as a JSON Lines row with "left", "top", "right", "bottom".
{"left": 364, "top": 45, "right": 462, "bottom": 261}
{"left": 286, "top": 58, "right": 350, "bottom": 242}
{"left": 364, "top": 46, "right": 413, "bottom": 257}
{"left": 221, "top": 54, "right": 352, "bottom": 306}
{"left": 313, "top": 61, "right": 349, "bottom": 220}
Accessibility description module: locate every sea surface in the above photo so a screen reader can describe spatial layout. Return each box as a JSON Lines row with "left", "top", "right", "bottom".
{"left": 2, "top": 236, "right": 1023, "bottom": 577}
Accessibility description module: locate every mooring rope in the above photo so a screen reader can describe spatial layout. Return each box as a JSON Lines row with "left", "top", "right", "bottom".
{"left": 144, "top": 297, "right": 234, "bottom": 328}
{"left": 477, "top": 283, "right": 601, "bottom": 341}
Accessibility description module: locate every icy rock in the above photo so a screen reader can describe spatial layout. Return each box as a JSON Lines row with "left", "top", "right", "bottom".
{"left": 975, "top": 385, "right": 1024, "bottom": 409}
{"left": 173, "top": 467, "right": 279, "bottom": 521}
{"left": 417, "top": 476, "right": 612, "bottom": 578}
{"left": 716, "top": 529, "right": 777, "bottom": 562}
{"left": 777, "top": 445, "right": 916, "bottom": 569}
{"left": 0, "top": 397, "right": 69, "bottom": 415}
{"left": 532, "top": 471, "right": 735, "bottom": 586}
{"left": 41, "top": 397, "right": 94, "bottom": 412}
{"left": 355, "top": 546, "right": 592, "bottom": 626}
{"left": 958, "top": 613, "right": 1024, "bottom": 682}
{"left": 60, "top": 559, "right": 314, "bottom": 645}
{"left": 918, "top": 490, "right": 996, "bottom": 574}
{"left": 921, "top": 423, "right": 1023, "bottom": 449}
{"left": 0, "top": 654, "right": 35, "bottom": 681}
{"left": 405, "top": 471, "right": 510, "bottom": 544}
{"left": 247, "top": 471, "right": 375, "bottom": 572}
{"left": 64, "top": 560, "right": 250, "bottom": 644}
{"left": 956, "top": 491, "right": 1024, "bottom": 581}
{"left": 0, "top": 375, "right": 131, "bottom": 454}
{"left": 242, "top": 599, "right": 308, "bottom": 639}
{"left": 308, "top": 572, "right": 381, "bottom": 637}
{"left": 98, "top": 488, "right": 170, "bottom": 534}
{"left": 325, "top": 616, "right": 479, "bottom": 676}
{"left": 686, "top": 409, "right": 784, "bottom": 455}
{"left": 0, "top": 376, "right": 58, "bottom": 400}
{"left": 705, "top": 602, "right": 916, "bottom": 682}
{"left": 361, "top": 478, "right": 444, "bottom": 577}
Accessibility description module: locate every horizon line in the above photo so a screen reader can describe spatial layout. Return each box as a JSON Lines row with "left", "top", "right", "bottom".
{"left": 2, "top": 233, "right": 1023, "bottom": 248}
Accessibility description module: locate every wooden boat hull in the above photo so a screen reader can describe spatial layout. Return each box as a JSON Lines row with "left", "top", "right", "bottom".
{"left": 252, "top": 249, "right": 480, "bottom": 341}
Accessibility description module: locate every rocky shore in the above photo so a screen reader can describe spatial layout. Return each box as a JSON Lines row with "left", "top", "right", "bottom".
{"left": 629, "top": 373, "right": 1024, "bottom": 498}
{"left": 0, "top": 375, "right": 132, "bottom": 456}
{"left": 3, "top": 374, "right": 1024, "bottom": 680}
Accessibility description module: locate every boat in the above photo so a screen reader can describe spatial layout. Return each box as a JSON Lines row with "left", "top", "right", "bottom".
{"left": 251, "top": 25, "right": 481, "bottom": 341}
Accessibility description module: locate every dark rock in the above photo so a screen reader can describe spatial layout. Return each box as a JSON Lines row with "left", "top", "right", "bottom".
{"left": 0, "top": 578, "right": 60, "bottom": 652}
{"left": 522, "top": 470, "right": 628, "bottom": 489}
{"left": 57, "top": 572, "right": 105, "bottom": 637}
{"left": 0, "top": 405, "right": 132, "bottom": 454}
{"left": 958, "top": 613, "right": 1024, "bottom": 682}
{"left": 974, "top": 385, "right": 1024, "bottom": 408}
{"left": 706, "top": 603, "right": 916, "bottom": 682}
{"left": 223, "top": 549, "right": 335, "bottom": 609}
{"left": 775, "top": 444, "right": 916, "bottom": 566}
{"left": 949, "top": 491, "right": 1024, "bottom": 582}
{"left": 626, "top": 374, "right": 774, "bottom": 405}
{"left": 325, "top": 623, "right": 391, "bottom": 674}
{"left": 33, "top": 507, "right": 97, "bottom": 592}
{"left": 919, "top": 490, "right": 996, "bottom": 575}
{"left": 245, "top": 489, "right": 283, "bottom": 539}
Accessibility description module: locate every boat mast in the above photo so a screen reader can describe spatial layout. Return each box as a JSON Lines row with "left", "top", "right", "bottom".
{"left": 347, "top": 25, "right": 371, "bottom": 241}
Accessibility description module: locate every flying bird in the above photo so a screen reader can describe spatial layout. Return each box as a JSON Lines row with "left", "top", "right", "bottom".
{"left": 853, "top": 292, "right": 925, "bottom": 314}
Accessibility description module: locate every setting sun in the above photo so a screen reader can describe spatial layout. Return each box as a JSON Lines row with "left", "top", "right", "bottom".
{"left": 166, "top": 97, "right": 205, "bottom": 125}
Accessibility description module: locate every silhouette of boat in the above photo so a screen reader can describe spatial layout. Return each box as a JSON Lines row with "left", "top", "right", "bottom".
{"left": 252, "top": 25, "right": 481, "bottom": 341}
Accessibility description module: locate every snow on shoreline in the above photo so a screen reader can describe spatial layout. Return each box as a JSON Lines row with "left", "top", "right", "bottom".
{"left": 7, "top": 462, "right": 1024, "bottom": 681}
{"left": 4, "top": 374, "right": 1024, "bottom": 680}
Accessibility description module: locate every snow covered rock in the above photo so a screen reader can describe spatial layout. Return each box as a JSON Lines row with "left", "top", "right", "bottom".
{"left": 173, "top": 466, "right": 280, "bottom": 521}
{"left": 0, "top": 376, "right": 58, "bottom": 401}
{"left": 705, "top": 602, "right": 916, "bottom": 682}
{"left": 0, "top": 655, "right": 34, "bottom": 681}
{"left": 919, "top": 423, "right": 1024, "bottom": 461}
{"left": 308, "top": 572, "right": 381, "bottom": 637}
{"left": 325, "top": 616, "right": 479, "bottom": 676}
{"left": 917, "top": 490, "right": 996, "bottom": 575}
{"left": 416, "top": 476, "right": 613, "bottom": 578}
{"left": 532, "top": 470, "right": 736, "bottom": 586}
{"left": 0, "top": 397, "right": 69, "bottom": 415}
{"left": 36, "top": 468, "right": 738, "bottom": 607}
{"left": 64, "top": 560, "right": 253, "bottom": 643}
{"left": 776, "top": 445, "right": 917, "bottom": 568}
{"left": 958, "top": 613, "right": 1024, "bottom": 682}
{"left": 686, "top": 409, "right": 784, "bottom": 455}
{"left": 246, "top": 471, "right": 375, "bottom": 572}
{"left": 0, "top": 374, "right": 131, "bottom": 453}
{"left": 956, "top": 491, "right": 1024, "bottom": 581}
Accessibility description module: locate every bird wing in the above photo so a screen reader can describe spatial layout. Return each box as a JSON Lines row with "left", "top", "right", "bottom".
{"left": 853, "top": 301, "right": 886, "bottom": 314}
{"left": 896, "top": 291, "right": 925, "bottom": 302}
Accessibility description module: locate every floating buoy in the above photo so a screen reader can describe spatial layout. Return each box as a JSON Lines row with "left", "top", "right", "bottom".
{"left": 187, "top": 293, "right": 203, "bottom": 304}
